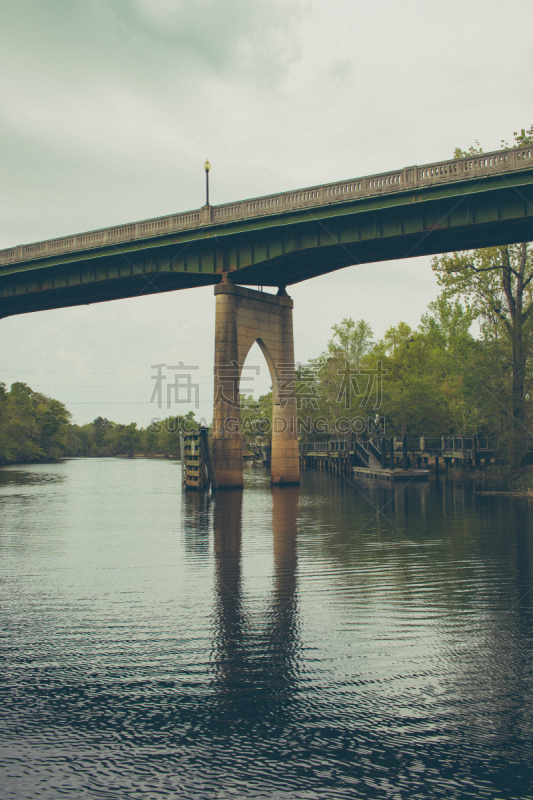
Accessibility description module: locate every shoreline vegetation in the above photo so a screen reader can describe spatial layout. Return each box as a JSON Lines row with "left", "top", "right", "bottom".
{"left": 0, "top": 378, "right": 197, "bottom": 464}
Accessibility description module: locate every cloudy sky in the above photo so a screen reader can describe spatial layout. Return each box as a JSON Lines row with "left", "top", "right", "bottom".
{"left": 1, "top": 0, "right": 532, "bottom": 425}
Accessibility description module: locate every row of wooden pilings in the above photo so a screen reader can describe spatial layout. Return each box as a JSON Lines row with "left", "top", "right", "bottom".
{"left": 179, "top": 429, "right": 217, "bottom": 491}
{"left": 299, "top": 451, "right": 494, "bottom": 475}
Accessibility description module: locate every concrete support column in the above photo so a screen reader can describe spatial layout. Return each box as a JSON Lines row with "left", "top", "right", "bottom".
{"left": 212, "top": 282, "right": 300, "bottom": 489}
{"left": 212, "top": 286, "right": 243, "bottom": 488}
{"left": 270, "top": 294, "right": 299, "bottom": 486}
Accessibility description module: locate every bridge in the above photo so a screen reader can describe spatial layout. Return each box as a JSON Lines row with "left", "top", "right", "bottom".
{"left": 2, "top": 145, "right": 533, "bottom": 487}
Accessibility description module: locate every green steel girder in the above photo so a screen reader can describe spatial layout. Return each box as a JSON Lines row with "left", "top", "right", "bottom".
{"left": 1, "top": 170, "right": 533, "bottom": 318}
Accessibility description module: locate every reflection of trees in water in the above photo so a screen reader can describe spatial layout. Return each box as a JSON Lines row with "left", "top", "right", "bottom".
{"left": 302, "top": 471, "right": 530, "bottom": 610}
{"left": 211, "top": 487, "right": 300, "bottom": 720}
{"left": 0, "top": 469, "right": 65, "bottom": 487}
{"left": 444, "top": 500, "right": 533, "bottom": 771}
{"left": 514, "top": 503, "right": 532, "bottom": 626}
{"left": 303, "top": 471, "right": 533, "bottom": 765}
{"left": 508, "top": 504, "right": 533, "bottom": 735}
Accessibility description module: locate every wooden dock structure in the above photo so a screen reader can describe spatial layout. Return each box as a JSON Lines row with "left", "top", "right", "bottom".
{"left": 180, "top": 428, "right": 217, "bottom": 491}
{"left": 352, "top": 466, "right": 430, "bottom": 482}
{"left": 298, "top": 434, "right": 507, "bottom": 482}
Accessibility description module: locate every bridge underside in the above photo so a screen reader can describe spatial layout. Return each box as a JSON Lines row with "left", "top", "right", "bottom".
{"left": 1, "top": 179, "right": 533, "bottom": 318}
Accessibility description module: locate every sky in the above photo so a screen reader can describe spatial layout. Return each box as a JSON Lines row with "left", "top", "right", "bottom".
{"left": 1, "top": 0, "right": 532, "bottom": 426}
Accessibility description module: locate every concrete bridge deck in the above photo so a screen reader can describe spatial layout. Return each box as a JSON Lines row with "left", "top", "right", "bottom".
{"left": 1, "top": 144, "right": 533, "bottom": 318}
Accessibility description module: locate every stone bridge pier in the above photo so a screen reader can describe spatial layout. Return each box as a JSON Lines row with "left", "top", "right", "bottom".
{"left": 212, "top": 282, "right": 300, "bottom": 489}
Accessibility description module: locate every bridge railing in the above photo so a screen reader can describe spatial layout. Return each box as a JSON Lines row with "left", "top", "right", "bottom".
{"left": 2, "top": 144, "right": 533, "bottom": 267}
{"left": 301, "top": 434, "right": 502, "bottom": 456}
{"left": 301, "top": 439, "right": 353, "bottom": 453}
{"left": 419, "top": 437, "right": 442, "bottom": 452}
{"left": 440, "top": 436, "right": 500, "bottom": 452}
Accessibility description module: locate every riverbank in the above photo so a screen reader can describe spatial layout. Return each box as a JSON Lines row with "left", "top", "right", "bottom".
{"left": 438, "top": 463, "right": 533, "bottom": 497}
{"left": 0, "top": 453, "right": 181, "bottom": 468}
{"left": 477, "top": 489, "right": 533, "bottom": 498}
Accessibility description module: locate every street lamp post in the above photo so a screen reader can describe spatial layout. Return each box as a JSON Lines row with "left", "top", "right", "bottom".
{"left": 204, "top": 159, "right": 211, "bottom": 206}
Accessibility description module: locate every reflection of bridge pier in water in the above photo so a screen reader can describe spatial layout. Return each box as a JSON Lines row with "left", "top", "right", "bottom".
{"left": 212, "top": 490, "right": 245, "bottom": 688}
{"left": 211, "top": 487, "right": 300, "bottom": 716}
{"left": 267, "top": 487, "right": 299, "bottom": 685}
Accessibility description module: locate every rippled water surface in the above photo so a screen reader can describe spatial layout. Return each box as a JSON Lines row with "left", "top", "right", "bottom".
{"left": 1, "top": 458, "right": 533, "bottom": 799}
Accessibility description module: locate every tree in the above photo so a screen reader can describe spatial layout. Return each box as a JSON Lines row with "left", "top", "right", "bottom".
{"left": 240, "top": 392, "right": 272, "bottom": 448}
{"left": 327, "top": 318, "right": 373, "bottom": 368}
{"left": 432, "top": 126, "right": 533, "bottom": 470}
{"left": 35, "top": 395, "right": 71, "bottom": 458}
{"left": 371, "top": 300, "right": 482, "bottom": 437}
{"left": 0, "top": 382, "right": 15, "bottom": 463}
{"left": 0, "top": 382, "right": 72, "bottom": 463}
{"left": 92, "top": 416, "right": 114, "bottom": 452}
{"left": 113, "top": 423, "right": 140, "bottom": 457}
{"left": 433, "top": 245, "right": 533, "bottom": 464}
{"left": 7, "top": 382, "right": 44, "bottom": 462}
{"left": 302, "top": 319, "right": 377, "bottom": 437}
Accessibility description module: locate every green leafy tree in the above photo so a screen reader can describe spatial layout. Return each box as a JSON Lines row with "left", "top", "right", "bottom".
{"left": 112, "top": 423, "right": 140, "bottom": 457}
{"left": 92, "top": 416, "right": 114, "bottom": 453}
{"left": 142, "top": 425, "right": 157, "bottom": 455}
{"left": 372, "top": 320, "right": 455, "bottom": 437}
{"left": 432, "top": 126, "right": 533, "bottom": 470}
{"left": 240, "top": 392, "right": 272, "bottom": 448}
{"left": 0, "top": 382, "right": 72, "bottom": 463}
{"left": 327, "top": 318, "right": 373, "bottom": 368}
{"left": 35, "top": 395, "right": 71, "bottom": 458}
{"left": 8, "top": 383, "right": 44, "bottom": 462}
{"left": 0, "top": 382, "right": 15, "bottom": 463}
{"left": 306, "top": 319, "right": 377, "bottom": 433}
{"left": 432, "top": 245, "right": 533, "bottom": 459}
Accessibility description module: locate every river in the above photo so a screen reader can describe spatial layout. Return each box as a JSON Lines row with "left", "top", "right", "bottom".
{"left": 1, "top": 458, "right": 532, "bottom": 799}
